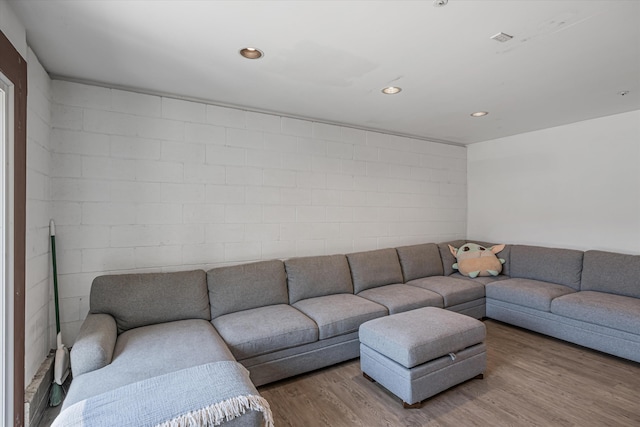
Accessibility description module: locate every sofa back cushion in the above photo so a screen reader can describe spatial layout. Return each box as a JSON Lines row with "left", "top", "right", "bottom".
{"left": 346, "top": 248, "right": 404, "bottom": 294}
{"left": 438, "top": 240, "right": 466, "bottom": 276}
{"left": 207, "top": 260, "right": 288, "bottom": 318}
{"left": 396, "top": 243, "right": 443, "bottom": 282}
{"left": 581, "top": 250, "right": 640, "bottom": 298}
{"left": 285, "top": 255, "right": 353, "bottom": 304}
{"left": 509, "top": 245, "right": 583, "bottom": 290}
{"left": 90, "top": 270, "right": 210, "bottom": 334}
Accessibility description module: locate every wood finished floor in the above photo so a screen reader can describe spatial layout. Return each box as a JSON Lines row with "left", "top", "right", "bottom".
{"left": 258, "top": 320, "right": 640, "bottom": 427}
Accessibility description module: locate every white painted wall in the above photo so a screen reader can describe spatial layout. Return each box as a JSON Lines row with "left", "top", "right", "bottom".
{"left": 1, "top": 0, "right": 54, "bottom": 388}
{"left": 24, "top": 49, "right": 52, "bottom": 385}
{"left": 50, "top": 81, "right": 467, "bottom": 344}
{"left": 468, "top": 110, "right": 640, "bottom": 254}
{"left": 0, "top": 0, "right": 27, "bottom": 58}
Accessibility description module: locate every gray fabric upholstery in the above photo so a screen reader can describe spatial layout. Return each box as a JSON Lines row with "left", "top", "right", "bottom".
{"left": 486, "top": 299, "right": 640, "bottom": 363}
{"left": 449, "top": 272, "right": 510, "bottom": 286}
{"left": 551, "top": 291, "right": 640, "bottom": 335}
{"left": 360, "top": 343, "right": 486, "bottom": 405}
{"left": 407, "top": 276, "right": 485, "bottom": 307}
{"left": 357, "top": 284, "right": 443, "bottom": 314}
{"left": 70, "top": 314, "right": 117, "bottom": 377}
{"left": 90, "top": 270, "right": 210, "bottom": 333}
{"left": 70, "top": 239, "right": 640, "bottom": 409}
{"left": 58, "top": 362, "right": 265, "bottom": 427}
{"left": 64, "top": 319, "right": 233, "bottom": 408}
{"left": 241, "top": 333, "right": 360, "bottom": 386}
{"left": 581, "top": 250, "right": 640, "bottom": 298}
{"left": 346, "top": 248, "right": 404, "bottom": 293}
{"left": 509, "top": 245, "right": 584, "bottom": 289}
{"left": 438, "top": 240, "right": 466, "bottom": 277}
{"left": 359, "top": 307, "right": 486, "bottom": 369}
{"left": 447, "top": 299, "right": 486, "bottom": 319}
{"left": 293, "top": 294, "right": 387, "bottom": 339}
{"left": 284, "top": 255, "right": 353, "bottom": 304}
{"left": 207, "top": 260, "right": 288, "bottom": 318}
{"left": 486, "top": 278, "right": 576, "bottom": 312}
{"left": 395, "top": 243, "right": 444, "bottom": 282}
{"left": 213, "top": 304, "right": 318, "bottom": 360}
{"left": 113, "top": 319, "right": 234, "bottom": 371}
{"left": 240, "top": 332, "right": 357, "bottom": 366}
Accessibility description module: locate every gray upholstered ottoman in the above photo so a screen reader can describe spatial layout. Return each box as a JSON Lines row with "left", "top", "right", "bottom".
{"left": 359, "top": 307, "right": 486, "bottom": 408}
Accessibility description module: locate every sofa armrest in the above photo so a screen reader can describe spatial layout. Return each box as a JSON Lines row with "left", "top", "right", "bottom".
{"left": 70, "top": 313, "right": 117, "bottom": 377}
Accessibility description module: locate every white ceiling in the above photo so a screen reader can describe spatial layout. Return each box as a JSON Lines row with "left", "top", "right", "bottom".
{"left": 9, "top": 0, "right": 640, "bottom": 145}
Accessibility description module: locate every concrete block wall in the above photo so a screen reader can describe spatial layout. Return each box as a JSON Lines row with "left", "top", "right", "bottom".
{"left": 50, "top": 80, "right": 467, "bottom": 344}
{"left": 25, "top": 48, "right": 52, "bottom": 383}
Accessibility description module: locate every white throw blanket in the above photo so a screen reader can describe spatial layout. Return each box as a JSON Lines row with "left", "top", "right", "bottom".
{"left": 52, "top": 361, "right": 274, "bottom": 427}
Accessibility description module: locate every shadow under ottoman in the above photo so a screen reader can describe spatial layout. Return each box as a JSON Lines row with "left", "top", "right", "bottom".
{"left": 359, "top": 307, "right": 486, "bottom": 408}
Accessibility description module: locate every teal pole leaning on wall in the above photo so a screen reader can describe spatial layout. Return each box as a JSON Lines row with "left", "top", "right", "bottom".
{"left": 49, "top": 220, "right": 70, "bottom": 406}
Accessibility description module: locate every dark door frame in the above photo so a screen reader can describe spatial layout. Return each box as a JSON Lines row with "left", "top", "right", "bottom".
{"left": 0, "top": 29, "right": 27, "bottom": 427}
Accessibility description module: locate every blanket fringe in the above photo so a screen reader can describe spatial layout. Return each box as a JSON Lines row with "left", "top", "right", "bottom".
{"left": 155, "top": 394, "right": 274, "bottom": 427}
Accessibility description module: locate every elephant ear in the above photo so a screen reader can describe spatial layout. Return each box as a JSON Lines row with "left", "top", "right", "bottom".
{"left": 490, "top": 244, "right": 505, "bottom": 254}
{"left": 448, "top": 244, "right": 458, "bottom": 257}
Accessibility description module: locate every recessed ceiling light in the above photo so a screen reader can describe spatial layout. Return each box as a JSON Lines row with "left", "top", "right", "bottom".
{"left": 239, "top": 47, "right": 264, "bottom": 59}
{"left": 382, "top": 86, "right": 402, "bottom": 95}
{"left": 470, "top": 111, "right": 489, "bottom": 117}
{"left": 433, "top": 0, "right": 448, "bottom": 7}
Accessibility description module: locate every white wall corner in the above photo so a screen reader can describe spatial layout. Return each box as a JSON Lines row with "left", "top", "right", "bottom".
{"left": 0, "top": 0, "right": 28, "bottom": 58}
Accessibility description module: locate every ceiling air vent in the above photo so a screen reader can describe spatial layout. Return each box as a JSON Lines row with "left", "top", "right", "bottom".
{"left": 490, "top": 32, "right": 513, "bottom": 43}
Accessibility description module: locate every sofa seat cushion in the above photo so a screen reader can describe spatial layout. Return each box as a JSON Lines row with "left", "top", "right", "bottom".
{"left": 358, "top": 284, "right": 443, "bottom": 315}
{"left": 551, "top": 291, "right": 640, "bottom": 335}
{"left": 486, "top": 278, "right": 575, "bottom": 312}
{"left": 450, "top": 272, "right": 510, "bottom": 286}
{"left": 407, "top": 276, "right": 485, "bottom": 307}
{"left": 64, "top": 319, "right": 233, "bottom": 407}
{"left": 212, "top": 304, "right": 318, "bottom": 360}
{"left": 293, "top": 294, "right": 388, "bottom": 340}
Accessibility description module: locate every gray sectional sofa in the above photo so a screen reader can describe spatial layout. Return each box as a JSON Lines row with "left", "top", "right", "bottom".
{"left": 486, "top": 246, "right": 640, "bottom": 363}
{"left": 56, "top": 240, "right": 640, "bottom": 426}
